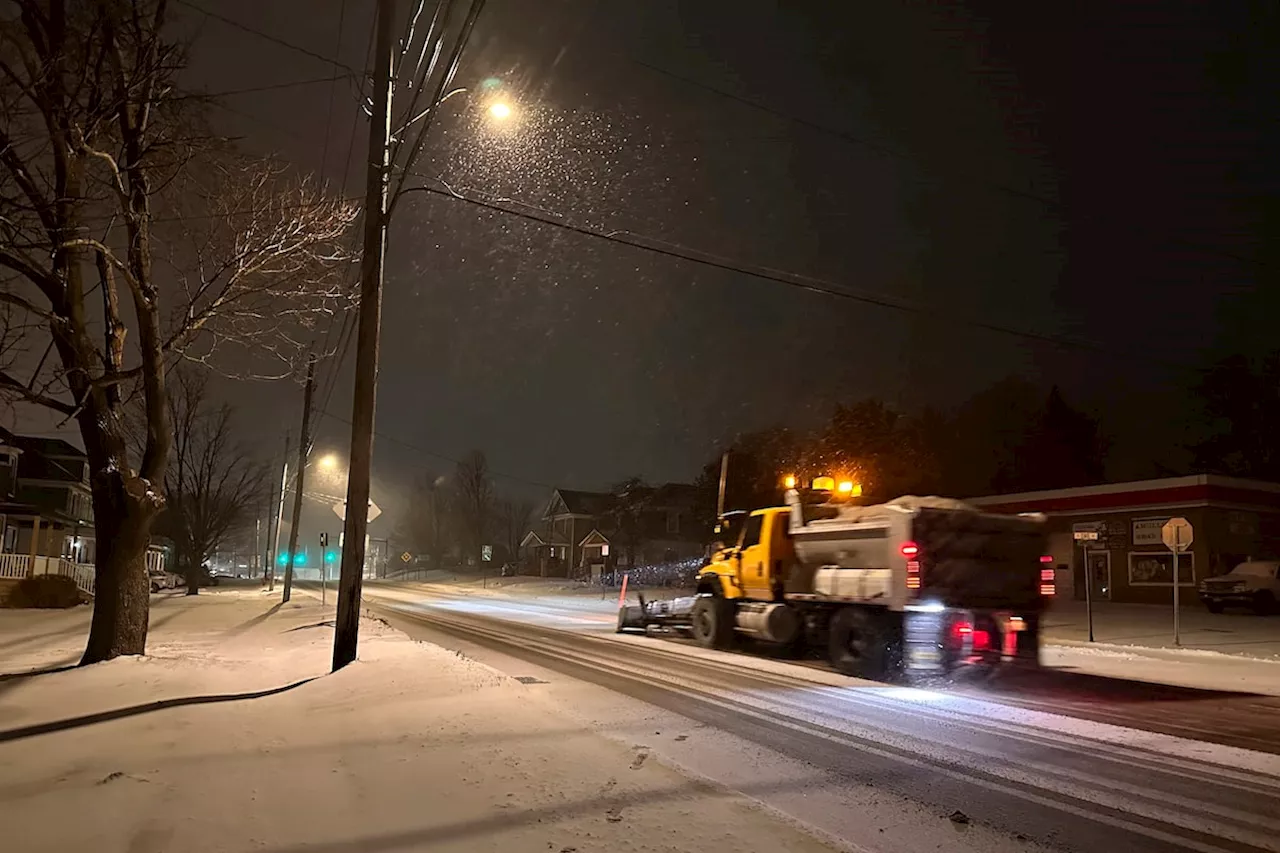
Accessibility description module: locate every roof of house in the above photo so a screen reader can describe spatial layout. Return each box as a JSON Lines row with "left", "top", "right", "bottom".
{"left": 553, "top": 489, "right": 617, "bottom": 516}
{"left": 6, "top": 432, "right": 85, "bottom": 458}
{"left": 968, "top": 474, "right": 1280, "bottom": 515}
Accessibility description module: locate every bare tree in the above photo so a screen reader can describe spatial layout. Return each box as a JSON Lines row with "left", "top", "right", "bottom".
{"left": 0, "top": 2, "right": 356, "bottom": 662}
{"left": 601, "top": 477, "right": 652, "bottom": 571}
{"left": 392, "top": 472, "right": 453, "bottom": 571}
{"left": 158, "top": 368, "right": 268, "bottom": 595}
{"left": 451, "top": 450, "right": 492, "bottom": 566}
{"left": 494, "top": 495, "right": 534, "bottom": 567}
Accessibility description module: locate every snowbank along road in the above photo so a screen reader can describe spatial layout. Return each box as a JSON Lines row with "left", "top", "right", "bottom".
{"left": 354, "top": 580, "right": 1280, "bottom": 853}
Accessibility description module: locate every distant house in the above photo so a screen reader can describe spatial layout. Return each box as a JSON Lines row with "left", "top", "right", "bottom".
{"left": 0, "top": 428, "right": 167, "bottom": 599}
{"left": 521, "top": 488, "right": 616, "bottom": 578}
{"left": 0, "top": 429, "right": 93, "bottom": 559}
{"left": 521, "top": 483, "right": 707, "bottom": 581}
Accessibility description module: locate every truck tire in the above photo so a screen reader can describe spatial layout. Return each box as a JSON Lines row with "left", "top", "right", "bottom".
{"left": 691, "top": 596, "right": 735, "bottom": 650}
{"left": 828, "top": 606, "right": 890, "bottom": 681}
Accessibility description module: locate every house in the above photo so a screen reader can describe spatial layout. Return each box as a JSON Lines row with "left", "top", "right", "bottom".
{"left": 521, "top": 483, "right": 708, "bottom": 581}
{"left": 0, "top": 428, "right": 167, "bottom": 600}
{"left": 520, "top": 489, "right": 616, "bottom": 578}
{"left": 968, "top": 475, "right": 1280, "bottom": 605}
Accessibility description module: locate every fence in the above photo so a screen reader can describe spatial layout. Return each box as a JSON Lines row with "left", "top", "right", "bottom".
{"left": 0, "top": 554, "right": 95, "bottom": 596}
{"left": 0, "top": 553, "right": 29, "bottom": 580}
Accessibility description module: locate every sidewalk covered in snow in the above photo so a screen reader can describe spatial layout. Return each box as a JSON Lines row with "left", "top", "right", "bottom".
{"left": 0, "top": 591, "right": 836, "bottom": 853}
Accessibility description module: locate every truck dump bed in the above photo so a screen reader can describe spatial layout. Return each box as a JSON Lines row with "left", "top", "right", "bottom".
{"left": 786, "top": 492, "right": 1047, "bottom": 612}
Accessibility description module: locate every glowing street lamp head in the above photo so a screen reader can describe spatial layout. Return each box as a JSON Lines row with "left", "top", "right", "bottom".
{"left": 318, "top": 454, "right": 339, "bottom": 470}
{"left": 488, "top": 101, "right": 512, "bottom": 121}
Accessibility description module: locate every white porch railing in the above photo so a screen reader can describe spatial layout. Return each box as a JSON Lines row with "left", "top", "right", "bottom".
{"left": 1, "top": 551, "right": 162, "bottom": 598}
{"left": 61, "top": 559, "right": 95, "bottom": 596}
{"left": 0, "top": 554, "right": 95, "bottom": 597}
{"left": 0, "top": 553, "right": 30, "bottom": 579}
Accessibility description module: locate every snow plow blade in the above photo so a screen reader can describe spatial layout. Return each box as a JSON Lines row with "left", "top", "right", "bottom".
{"left": 616, "top": 595, "right": 699, "bottom": 633}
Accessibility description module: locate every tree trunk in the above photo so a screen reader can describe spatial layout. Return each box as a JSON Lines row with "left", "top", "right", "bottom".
{"left": 186, "top": 565, "right": 201, "bottom": 596}
{"left": 81, "top": 474, "right": 158, "bottom": 664}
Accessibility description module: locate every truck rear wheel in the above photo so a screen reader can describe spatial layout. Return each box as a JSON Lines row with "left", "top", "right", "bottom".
{"left": 691, "top": 596, "right": 735, "bottom": 650}
{"left": 828, "top": 606, "right": 891, "bottom": 681}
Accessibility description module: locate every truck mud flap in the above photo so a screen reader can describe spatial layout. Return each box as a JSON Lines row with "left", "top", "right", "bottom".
{"left": 902, "top": 607, "right": 947, "bottom": 675}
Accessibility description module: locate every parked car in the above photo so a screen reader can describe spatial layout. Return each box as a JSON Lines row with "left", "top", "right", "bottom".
{"left": 1199, "top": 561, "right": 1280, "bottom": 615}
{"left": 148, "top": 570, "right": 182, "bottom": 593}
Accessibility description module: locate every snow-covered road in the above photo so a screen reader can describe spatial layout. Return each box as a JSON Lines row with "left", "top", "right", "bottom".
{"left": 360, "top": 580, "right": 1280, "bottom": 853}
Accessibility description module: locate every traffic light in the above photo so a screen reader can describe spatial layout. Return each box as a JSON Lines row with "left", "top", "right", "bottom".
{"left": 324, "top": 550, "right": 338, "bottom": 564}
{"left": 320, "top": 531, "right": 329, "bottom": 548}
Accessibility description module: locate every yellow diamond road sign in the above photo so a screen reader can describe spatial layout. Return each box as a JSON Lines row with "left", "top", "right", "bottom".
{"left": 400, "top": 551, "right": 412, "bottom": 563}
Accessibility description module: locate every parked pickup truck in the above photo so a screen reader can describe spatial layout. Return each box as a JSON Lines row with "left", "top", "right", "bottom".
{"left": 1199, "top": 561, "right": 1279, "bottom": 615}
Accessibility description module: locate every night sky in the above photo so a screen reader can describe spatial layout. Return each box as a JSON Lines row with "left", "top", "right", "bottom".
{"left": 154, "top": 0, "right": 1280, "bottom": 527}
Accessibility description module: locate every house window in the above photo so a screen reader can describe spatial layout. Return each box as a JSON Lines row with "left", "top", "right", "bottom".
{"left": 666, "top": 511, "right": 680, "bottom": 534}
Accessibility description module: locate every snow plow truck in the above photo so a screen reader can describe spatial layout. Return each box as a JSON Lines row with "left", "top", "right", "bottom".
{"left": 617, "top": 484, "right": 1054, "bottom": 681}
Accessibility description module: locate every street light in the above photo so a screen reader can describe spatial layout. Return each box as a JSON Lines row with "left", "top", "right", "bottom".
{"left": 318, "top": 453, "right": 339, "bottom": 470}
{"left": 488, "top": 101, "right": 512, "bottom": 121}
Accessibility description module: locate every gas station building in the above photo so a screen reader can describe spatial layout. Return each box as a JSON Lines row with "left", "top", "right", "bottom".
{"left": 967, "top": 476, "right": 1280, "bottom": 605}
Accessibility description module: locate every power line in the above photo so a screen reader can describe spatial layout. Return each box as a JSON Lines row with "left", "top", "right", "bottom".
{"left": 315, "top": 5, "right": 379, "bottom": 422}
{"left": 175, "top": 0, "right": 360, "bottom": 77}
{"left": 318, "top": 0, "right": 351, "bottom": 183}
{"left": 401, "top": 179, "right": 1189, "bottom": 370}
{"left": 170, "top": 76, "right": 347, "bottom": 101}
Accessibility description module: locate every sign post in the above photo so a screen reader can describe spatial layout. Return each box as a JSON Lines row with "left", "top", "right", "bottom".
{"left": 1073, "top": 525, "right": 1101, "bottom": 642}
{"left": 1162, "top": 517, "right": 1194, "bottom": 646}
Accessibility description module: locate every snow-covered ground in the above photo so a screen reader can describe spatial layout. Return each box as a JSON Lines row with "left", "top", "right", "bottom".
{"left": 1043, "top": 641, "right": 1280, "bottom": 696}
{"left": 0, "top": 591, "right": 839, "bottom": 853}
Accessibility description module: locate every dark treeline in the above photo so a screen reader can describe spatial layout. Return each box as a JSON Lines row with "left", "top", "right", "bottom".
{"left": 695, "top": 351, "right": 1279, "bottom": 517}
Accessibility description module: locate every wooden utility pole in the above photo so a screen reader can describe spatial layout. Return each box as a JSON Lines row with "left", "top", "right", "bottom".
{"left": 268, "top": 431, "right": 290, "bottom": 592}
{"left": 333, "top": 0, "right": 394, "bottom": 671}
{"left": 716, "top": 452, "right": 729, "bottom": 520}
{"left": 283, "top": 355, "right": 317, "bottom": 604}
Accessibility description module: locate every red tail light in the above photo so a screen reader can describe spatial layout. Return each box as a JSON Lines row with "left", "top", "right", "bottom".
{"left": 1040, "top": 566, "right": 1056, "bottom": 596}
{"left": 950, "top": 620, "right": 991, "bottom": 651}
{"left": 905, "top": 559, "right": 921, "bottom": 590}
{"left": 1040, "top": 555, "right": 1055, "bottom": 564}
{"left": 900, "top": 541, "right": 920, "bottom": 558}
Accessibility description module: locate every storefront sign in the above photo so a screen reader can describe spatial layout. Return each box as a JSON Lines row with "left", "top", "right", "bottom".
{"left": 1132, "top": 517, "right": 1170, "bottom": 547}
{"left": 1073, "top": 521, "right": 1107, "bottom": 549}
